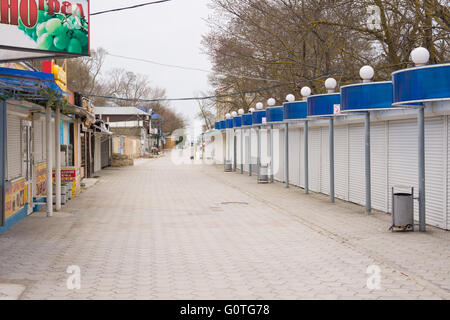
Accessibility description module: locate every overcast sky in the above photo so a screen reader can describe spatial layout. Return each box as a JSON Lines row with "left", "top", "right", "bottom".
{"left": 90, "top": 0, "right": 213, "bottom": 136}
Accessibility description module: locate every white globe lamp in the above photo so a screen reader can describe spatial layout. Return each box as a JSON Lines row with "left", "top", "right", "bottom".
{"left": 238, "top": 109, "right": 244, "bottom": 115}
{"left": 325, "top": 78, "right": 337, "bottom": 93}
{"left": 256, "top": 102, "right": 263, "bottom": 110}
{"left": 411, "top": 47, "right": 430, "bottom": 66}
{"left": 231, "top": 111, "right": 237, "bottom": 117}
{"left": 267, "top": 98, "right": 276, "bottom": 107}
{"left": 301, "top": 86, "right": 311, "bottom": 100}
{"left": 360, "top": 66, "right": 374, "bottom": 82}
{"left": 286, "top": 94, "right": 295, "bottom": 102}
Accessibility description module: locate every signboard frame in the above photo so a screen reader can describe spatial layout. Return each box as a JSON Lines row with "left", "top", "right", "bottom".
{"left": 0, "top": 0, "right": 90, "bottom": 62}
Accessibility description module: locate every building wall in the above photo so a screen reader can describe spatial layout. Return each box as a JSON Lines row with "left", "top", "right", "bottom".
{"left": 223, "top": 101, "right": 450, "bottom": 230}
{"left": 112, "top": 135, "right": 142, "bottom": 159}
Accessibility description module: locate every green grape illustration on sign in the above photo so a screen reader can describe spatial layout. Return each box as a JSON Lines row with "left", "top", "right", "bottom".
{"left": 6, "top": 0, "right": 89, "bottom": 55}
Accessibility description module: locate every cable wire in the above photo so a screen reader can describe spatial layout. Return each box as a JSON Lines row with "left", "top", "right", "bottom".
{"left": 91, "top": 0, "right": 172, "bottom": 16}
{"left": 106, "top": 53, "right": 284, "bottom": 83}
{"left": 83, "top": 72, "right": 337, "bottom": 103}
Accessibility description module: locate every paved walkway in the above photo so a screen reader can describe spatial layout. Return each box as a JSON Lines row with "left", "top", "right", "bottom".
{"left": 0, "top": 155, "right": 449, "bottom": 299}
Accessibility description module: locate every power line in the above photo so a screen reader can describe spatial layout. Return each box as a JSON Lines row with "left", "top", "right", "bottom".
{"left": 91, "top": 0, "right": 172, "bottom": 16}
{"left": 85, "top": 83, "right": 292, "bottom": 103}
{"left": 106, "top": 53, "right": 284, "bottom": 83}
{"left": 83, "top": 72, "right": 337, "bottom": 103}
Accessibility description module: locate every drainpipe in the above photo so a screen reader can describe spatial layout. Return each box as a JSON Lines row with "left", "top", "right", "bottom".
{"left": 285, "top": 122, "right": 289, "bottom": 188}
{"left": 55, "top": 106, "right": 61, "bottom": 211}
{"left": 365, "top": 112, "right": 371, "bottom": 214}
{"left": 0, "top": 101, "right": 6, "bottom": 227}
{"left": 46, "top": 103, "right": 53, "bottom": 217}
{"left": 418, "top": 105, "right": 426, "bottom": 231}
{"left": 304, "top": 120, "right": 309, "bottom": 194}
{"left": 329, "top": 117, "right": 335, "bottom": 203}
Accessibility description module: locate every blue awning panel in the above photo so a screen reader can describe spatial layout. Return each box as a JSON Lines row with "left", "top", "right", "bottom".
{"left": 0, "top": 67, "right": 64, "bottom": 100}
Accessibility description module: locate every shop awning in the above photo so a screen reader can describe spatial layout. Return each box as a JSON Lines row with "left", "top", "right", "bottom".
{"left": 0, "top": 67, "right": 65, "bottom": 101}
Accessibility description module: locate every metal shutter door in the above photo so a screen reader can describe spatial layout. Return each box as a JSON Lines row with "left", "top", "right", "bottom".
{"left": 236, "top": 130, "right": 241, "bottom": 167}
{"left": 7, "top": 114, "right": 22, "bottom": 180}
{"left": 94, "top": 135, "right": 101, "bottom": 172}
{"left": 288, "top": 126, "right": 301, "bottom": 187}
{"left": 447, "top": 116, "right": 450, "bottom": 230}
{"left": 334, "top": 125, "right": 349, "bottom": 201}
{"left": 33, "top": 114, "right": 43, "bottom": 163}
{"left": 299, "top": 127, "right": 305, "bottom": 188}
{"left": 260, "top": 128, "right": 269, "bottom": 166}
{"left": 275, "top": 126, "right": 285, "bottom": 182}
{"left": 348, "top": 124, "right": 365, "bottom": 206}
{"left": 308, "top": 127, "right": 321, "bottom": 192}
{"left": 320, "top": 126, "right": 329, "bottom": 195}
{"left": 244, "top": 130, "right": 249, "bottom": 172}
{"left": 371, "top": 122, "right": 388, "bottom": 212}
{"left": 424, "top": 117, "right": 445, "bottom": 228}
{"left": 215, "top": 133, "right": 223, "bottom": 164}
{"left": 64, "top": 121, "right": 70, "bottom": 145}
{"left": 388, "top": 119, "right": 418, "bottom": 217}
{"left": 271, "top": 126, "right": 280, "bottom": 179}
{"left": 101, "top": 138, "right": 109, "bottom": 168}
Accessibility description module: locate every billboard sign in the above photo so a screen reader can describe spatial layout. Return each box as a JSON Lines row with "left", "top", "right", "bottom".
{"left": 0, "top": 0, "right": 89, "bottom": 62}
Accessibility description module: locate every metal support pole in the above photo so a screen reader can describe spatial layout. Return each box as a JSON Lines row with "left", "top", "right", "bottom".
{"left": 270, "top": 124, "right": 274, "bottom": 183}
{"left": 233, "top": 129, "right": 237, "bottom": 171}
{"left": 365, "top": 112, "right": 371, "bottom": 214}
{"left": 46, "top": 103, "right": 53, "bottom": 217}
{"left": 55, "top": 107, "right": 61, "bottom": 211}
{"left": 0, "top": 101, "right": 6, "bottom": 227}
{"left": 257, "top": 125, "right": 261, "bottom": 181}
{"left": 329, "top": 118, "right": 335, "bottom": 203}
{"left": 304, "top": 120, "right": 309, "bottom": 194}
{"left": 418, "top": 106, "right": 426, "bottom": 231}
{"left": 240, "top": 128, "right": 244, "bottom": 174}
{"left": 249, "top": 128, "right": 252, "bottom": 176}
{"left": 223, "top": 131, "right": 226, "bottom": 165}
{"left": 285, "top": 122, "right": 289, "bottom": 188}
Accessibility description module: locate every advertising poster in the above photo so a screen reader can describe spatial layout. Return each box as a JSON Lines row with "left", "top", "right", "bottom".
{"left": 52, "top": 167, "right": 81, "bottom": 197}
{"left": 35, "top": 162, "right": 47, "bottom": 197}
{"left": 4, "top": 178, "right": 27, "bottom": 219}
{"left": 0, "top": 0, "right": 89, "bottom": 61}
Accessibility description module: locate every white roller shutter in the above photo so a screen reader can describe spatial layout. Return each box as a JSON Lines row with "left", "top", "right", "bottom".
{"left": 243, "top": 129, "right": 249, "bottom": 172}
{"left": 94, "top": 135, "right": 101, "bottom": 172}
{"left": 308, "top": 127, "right": 321, "bottom": 192}
{"left": 236, "top": 130, "right": 242, "bottom": 167}
{"left": 33, "top": 114, "right": 44, "bottom": 163}
{"left": 288, "top": 126, "right": 301, "bottom": 187}
{"left": 348, "top": 124, "right": 365, "bottom": 206}
{"left": 334, "top": 125, "right": 349, "bottom": 201}
{"left": 447, "top": 116, "right": 450, "bottom": 230}
{"left": 214, "top": 132, "right": 224, "bottom": 164}
{"left": 275, "top": 126, "right": 285, "bottom": 182}
{"left": 424, "top": 117, "right": 445, "bottom": 228}
{"left": 371, "top": 122, "right": 388, "bottom": 212}
{"left": 251, "top": 128, "right": 258, "bottom": 174}
{"left": 320, "top": 126, "right": 329, "bottom": 195}
{"left": 388, "top": 119, "right": 418, "bottom": 217}
{"left": 7, "top": 114, "right": 22, "bottom": 180}
{"left": 260, "top": 128, "right": 269, "bottom": 166}
{"left": 299, "top": 127, "right": 305, "bottom": 188}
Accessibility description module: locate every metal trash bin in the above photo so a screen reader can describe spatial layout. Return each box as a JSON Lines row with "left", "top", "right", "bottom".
{"left": 224, "top": 161, "right": 232, "bottom": 172}
{"left": 391, "top": 186, "right": 414, "bottom": 232}
{"left": 258, "top": 165, "right": 269, "bottom": 184}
